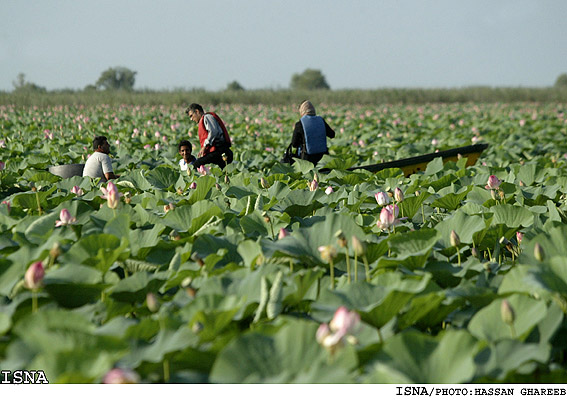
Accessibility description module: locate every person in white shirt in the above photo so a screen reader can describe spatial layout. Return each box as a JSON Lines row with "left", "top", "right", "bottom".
{"left": 82, "top": 136, "right": 118, "bottom": 181}
{"left": 178, "top": 140, "right": 196, "bottom": 171}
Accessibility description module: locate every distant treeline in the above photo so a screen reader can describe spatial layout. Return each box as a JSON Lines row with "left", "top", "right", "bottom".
{"left": 1, "top": 87, "right": 566, "bottom": 107}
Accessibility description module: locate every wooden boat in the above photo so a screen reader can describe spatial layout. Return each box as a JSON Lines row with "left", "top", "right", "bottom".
{"left": 321, "top": 143, "right": 488, "bottom": 177}
{"left": 48, "top": 163, "right": 85, "bottom": 178}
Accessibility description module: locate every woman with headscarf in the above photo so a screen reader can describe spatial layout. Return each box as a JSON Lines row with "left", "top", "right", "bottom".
{"left": 290, "top": 100, "right": 335, "bottom": 165}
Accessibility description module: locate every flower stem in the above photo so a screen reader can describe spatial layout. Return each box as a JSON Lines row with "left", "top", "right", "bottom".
{"left": 456, "top": 246, "right": 461, "bottom": 267}
{"left": 289, "top": 260, "right": 294, "bottom": 273}
{"left": 363, "top": 255, "right": 370, "bottom": 282}
{"left": 345, "top": 245, "right": 351, "bottom": 284}
{"left": 163, "top": 359, "right": 170, "bottom": 382}
{"left": 32, "top": 291, "right": 38, "bottom": 313}
{"left": 329, "top": 259, "right": 335, "bottom": 289}
{"left": 35, "top": 192, "right": 42, "bottom": 215}
{"left": 353, "top": 253, "right": 358, "bottom": 283}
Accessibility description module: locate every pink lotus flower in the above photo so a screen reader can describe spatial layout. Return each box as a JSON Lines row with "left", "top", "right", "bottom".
{"left": 325, "top": 186, "right": 333, "bottom": 195}
{"left": 154, "top": 143, "right": 161, "bottom": 151}
{"left": 189, "top": 182, "right": 197, "bottom": 189}
{"left": 394, "top": 187, "right": 404, "bottom": 202}
{"left": 374, "top": 191, "right": 390, "bottom": 206}
{"left": 163, "top": 203, "right": 175, "bottom": 213}
{"left": 316, "top": 306, "right": 360, "bottom": 350}
{"left": 516, "top": 231, "right": 524, "bottom": 244}
{"left": 102, "top": 368, "right": 140, "bottom": 384}
{"left": 143, "top": 144, "right": 151, "bottom": 149}
{"left": 24, "top": 261, "right": 44, "bottom": 290}
{"left": 55, "top": 208, "right": 77, "bottom": 227}
{"left": 197, "top": 165, "right": 210, "bottom": 175}
{"left": 431, "top": 138, "right": 439, "bottom": 146}
{"left": 485, "top": 175, "right": 502, "bottom": 190}
{"left": 278, "top": 228, "right": 289, "bottom": 239}
{"left": 70, "top": 186, "right": 84, "bottom": 196}
{"left": 101, "top": 181, "right": 122, "bottom": 209}
{"left": 386, "top": 203, "right": 399, "bottom": 218}
{"left": 0, "top": 140, "right": 5, "bottom": 148}
{"left": 376, "top": 207, "right": 396, "bottom": 231}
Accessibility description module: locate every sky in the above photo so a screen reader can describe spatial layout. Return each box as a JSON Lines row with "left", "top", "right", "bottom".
{"left": 1, "top": 0, "right": 566, "bottom": 92}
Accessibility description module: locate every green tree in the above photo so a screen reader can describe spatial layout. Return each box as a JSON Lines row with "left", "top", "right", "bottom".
{"left": 226, "top": 80, "right": 245, "bottom": 91}
{"left": 555, "top": 73, "right": 567, "bottom": 88}
{"left": 290, "top": 69, "right": 330, "bottom": 90}
{"left": 96, "top": 67, "right": 137, "bottom": 90}
{"left": 12, "top": 73, "right": 47, "bottom": 93}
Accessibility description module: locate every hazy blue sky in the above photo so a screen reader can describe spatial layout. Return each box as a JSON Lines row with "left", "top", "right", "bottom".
{"left": 1, "top": 0, "right": 566, "bottom": 91}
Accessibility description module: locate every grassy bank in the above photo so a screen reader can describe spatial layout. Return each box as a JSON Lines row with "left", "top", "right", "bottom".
{"left": 1, "top": 87, "right": 567, "bottom": 107}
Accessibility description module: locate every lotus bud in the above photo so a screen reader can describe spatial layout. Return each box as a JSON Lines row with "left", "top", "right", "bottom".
{"left": 335, "top": 230, "right": 347, "bottom": 248}
{"left": 186, "top": 167, "right": 192, "bottom": 176}
{"left": 330, "top": 306, "right": 360, "bottom": 333}
{"left": 519, "top": 180, "right": 525, "bottom": 187}
{"left": 50, "top": 242, "right": 62, "bottom": 262}
{"left": 260, "top": 177, "right": 268, "bottom": 189}
{"left": 374, "top": 191, "right": 390, "bottom": 206}
{"left": 181, "top": 277, "right": 193, "bottom": 288}
{"left": 313, "top": 173, "right": 319, "bottom": 182}
{"left": 70, "top": 185, "right": 84, "bottom": 196}
{"left": 224, "top": 175, "right": 230, "bottom": 184}
{"left": 394, "top": 187, "right": 404, "bottom": 202}
{"left": 471, "top": 247, "right": 479, "bottom": 258}
{"left": 325, "top": 186, "right": 333, "bottom": 195}
{"left": 163, "top": 203, "right": 175, "bottom": 213}
{"left": 318, "top": 245, "right": 337, "bottom": 262}
{"left": 215, "top": 183, "right": 221, "bottom": 191}
{"left": 534, "top": 243, "right": 544, "bottom": 261}
{"left": 516, "top": 231, "right": 524, "bottom": 244}
{"left": 485, "top": 175, "right": 502, "bottom": 190}
{"left": 1, "top": 200, "right": 10, "bottom": 214}
{"left": 189, "top": 182, "right": 197, "bottom": 189}
{"left": 415, "top": 190, "right": 421, "bottom": 197}
{"left": 102, "top": 368, "right": 140, "bottom": 384}
{"left": 55, "top": 208, "right": 77, "bottom": 227}
{"left": 450, "top": 230, "right": 460, "bottom": 247}
{"left": 309, "top": 179, "right": 318, "bottom": 191}
{"left": 177, "top": 187, "right": 183, "bottom": 195}
{"left": 498, "top": 189, "right": 505, "bottom": 201}
{"left": 146, "top": 292, "right": 160, "bottom": 313}
{"left": 24, "top": 261, "right": 45, "bottom": 290}
{"left": 500, "top": 299, "right": 515, "bottom": 325}
{"left": 222, "top": 153, "right": 228, "bottom": 162}
{"left": 263, "top": 212, "right": 271, "bottom": 224}
{"left": 101, "top": 181, "right": 122, "bottom": 209}
{"left": 351, "top": 236, "right": 366, "bottom": 256}
{"left": 278, "top": 228, "right": 289, "bottom": 240}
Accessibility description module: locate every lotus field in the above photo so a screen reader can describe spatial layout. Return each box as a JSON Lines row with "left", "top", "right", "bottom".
{"left": 1, "top": 102, "right": 567, "bottom": 383}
